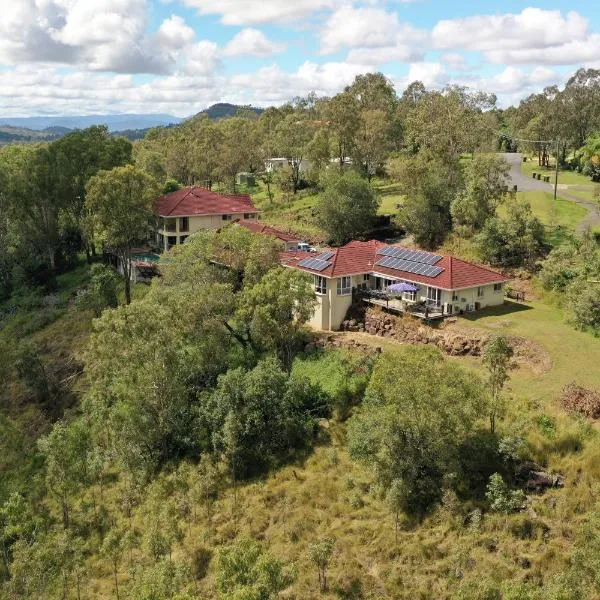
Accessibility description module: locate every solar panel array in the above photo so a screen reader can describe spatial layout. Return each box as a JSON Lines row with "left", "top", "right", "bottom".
{"left": 298, "top": 257, "right": 331, "bottom": 272}
{"left": 317, "top": 250, "right": 335, "bottom": 261}
{"left": 378, "top": 245, "right": 442, "bottom": 265}
{"left": 375, "top": 256, "right": 444, "bottom": 277}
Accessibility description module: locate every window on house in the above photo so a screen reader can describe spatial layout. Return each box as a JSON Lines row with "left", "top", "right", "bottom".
{"left": 477, "top": 287, "right": 485, "bottom": 297}
{"left": 179, "top": 217, "right": 189, "bottom": 232}
{"left": 452, "top": 292, "right": 459, "bottom": 301}
{"left": 363, "top": 274, "right": 370, "bottom": 282}
{"left": 337, "top": 276, "right": 351, "bottom": 295}
{"left": 427, "top": 287, "right": 441, "bottom": 306}
{"left": 314, "top": 275, "right": 327, "bottom": 295}
{"left": 494, "top": 283, "right": 503, "bottom": 292}
{"left": 244, "top": 213, "right": 254, "bottom": 219}
{"left": 222, "top": 214, "right": 232, "bottom": 221}
{"left": 165, "top": 219, "right": 176, "bottom": 232}
{"left": 180, "top": 236, "right": 188, "bottom": 245}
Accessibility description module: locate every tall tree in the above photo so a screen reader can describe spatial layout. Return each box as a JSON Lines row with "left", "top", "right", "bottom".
{"left": 325, "top": 91, "right": 359, "bottom": 170}
{"left": 387, "top": 155, "right": 457, "bottom": 249}
{"left": 38, "top": 421, "right": 90, "bottom": 529}
{"left": 85, "top": 165, "right": 159, "bottom": 304}
{"left": 316, "top": 171, "right": 380, "bottom": 245}
{"left": 50, "top": 126, "right": 133, "bottom": 260}
{"left": 354, "top": 109, "right": 392, "bottom": 181}
{"left": 348, "top": 347, "right": 485, "bottom": 517}
{"left": 274, "top": 114, "right": 315, "bottom": 193}
{"left": 482, "top": 336, "right": 514, "bottom": 434}
{"left": 451, "top": 155, "right": 510, "bottom": 232}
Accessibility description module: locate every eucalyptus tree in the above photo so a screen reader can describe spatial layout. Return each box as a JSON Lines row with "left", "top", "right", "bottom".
{"left": 85, "top": 164, "right": 159, "bottom": 304}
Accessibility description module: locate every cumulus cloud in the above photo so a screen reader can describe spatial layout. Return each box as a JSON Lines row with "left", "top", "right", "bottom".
{"left": 0, "top": 0, "right": 181, "bottom": 74}
{"left": 179, "top": 0, "right": 345, "bottom": 26}
{"left": 0, "top": 0, "right": 228, "bottom": 76}
{"left": 320, "top": 5, "right": 427, "bottom": 65}
{"left": 432, "top": 8, "right": 600, "bottom": 65}
{"left": 224, "top": 29, "right": 285, "bottom": 57}
{"left": 184, "top": 41, "right": 221, "bottom": 75}
{"left": 156, "top": 15, "right": 196, "bottom": 50}
{"left": 320, "top": 6, "right": 404, "bottom": 54}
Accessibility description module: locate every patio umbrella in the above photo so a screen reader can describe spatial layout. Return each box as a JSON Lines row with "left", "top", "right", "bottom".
{"left": 388, "top": 282, "right": 418, "bottom": 293}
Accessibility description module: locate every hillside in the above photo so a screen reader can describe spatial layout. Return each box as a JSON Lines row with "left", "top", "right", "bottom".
{"left": 196, "top": 102, "right": 264, "bottom": 120}
{"left": 0, "top": 113, "right": 181, "bottom": 132}
{"left": 0, "top": 125, "right": 67, "bottom": 144}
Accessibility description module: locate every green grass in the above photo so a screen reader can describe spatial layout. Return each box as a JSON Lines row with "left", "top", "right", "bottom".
{"left": 78, "top": 302, "right": 600, "bottom": 598}
{"left": 560, "top": 184, "right": 600, "bottom": 204}
{"left": 372, "top": 180, "right": 405, "bottom": 216}
{"left": 497, "top": 191, "right": 588, "bottom": 245}
{"left": 458, "top": 299, "right": 600, "bottom": 401}
{"left": 521, "top": 157, "right": 595, "bottom": 186}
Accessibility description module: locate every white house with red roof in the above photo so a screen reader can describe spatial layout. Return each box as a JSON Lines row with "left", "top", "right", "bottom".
{"left": 281, "top": 240, "right": 509, "bottom": 331}
{"left": 155, "top": 186, "right": 260, "bottom": 251}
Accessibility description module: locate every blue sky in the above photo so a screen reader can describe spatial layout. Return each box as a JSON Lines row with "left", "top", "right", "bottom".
{"left": 0, "top": 0, "right": 599, "bottom": 116}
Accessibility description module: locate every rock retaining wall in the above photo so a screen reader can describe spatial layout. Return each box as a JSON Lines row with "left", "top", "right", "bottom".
{"left": 341, "top": 309, "right": 487, "bottom": 356}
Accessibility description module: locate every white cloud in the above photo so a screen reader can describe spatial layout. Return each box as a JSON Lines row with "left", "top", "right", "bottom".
{"left": 224, "top": 29, "right": 285, "bottom": 57}
{"left": 399, "top": 61, "right": 447, "bottom": 89}
{"left": 432, "top": 8, "right": 599, "bottom": 65}
{"left": 184, "top": 41, "right": 221, "bottom": 75}
{"left": 0, "top": 59, "right": 376, "bottom": 117}
{"left": 441, "top": 52, "right": 469, "bottom": 71}
{"left": 485, "top": 36, "right": 600, "bottom": 66}
{"left": 156, "top": 15, "right": 196, "bottom": 50}
{"left": 320, "top": 5, "right": 427, "bottom": 66}
{"left": 229, "top": 60, "right": 375, "bottom": 103}
{"left": 180, "top": 0, "right": 344, "bottom": 25}
{"left": 320, "top": 6, "right": 403, "bottom": 54}
{"left": 0, "top": 0, "right": 177, "bottom": 74}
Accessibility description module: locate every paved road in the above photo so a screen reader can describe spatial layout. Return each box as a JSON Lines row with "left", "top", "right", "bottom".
{"left": 500, "top": 152, "right": 552, "bottom": 192}
{"left": 499, "top": 152, "right": 600, "bottom": 233}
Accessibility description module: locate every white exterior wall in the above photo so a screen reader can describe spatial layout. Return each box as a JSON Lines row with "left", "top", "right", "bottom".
{"left": 440, "top": 283, "right": 505, "bottom": 315}
{"left": 158, "top": 212, "right": 258, "bottom": 250}
{"left": 305, "top": 275, "right": 506, "bottom": 331}
{"left": 309, "top": 291, "right": 330, "bottom": 330}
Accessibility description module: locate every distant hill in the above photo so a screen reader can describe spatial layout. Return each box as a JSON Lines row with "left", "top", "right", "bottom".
{"left": 0, "top": 114, "right": 181, "bottom": 133}
{"left": 196, "top": 103, "right": 264, "bottom": 121}
{"left": 0, "top": 125, "right": 67, "bottom": 144}
{"left": 0, "top": 106, "right": 264, "bottom": 145}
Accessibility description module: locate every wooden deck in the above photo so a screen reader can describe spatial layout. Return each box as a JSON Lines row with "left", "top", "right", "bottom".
{"left": 364, "top": 297, "right": 446, "bottom": 321}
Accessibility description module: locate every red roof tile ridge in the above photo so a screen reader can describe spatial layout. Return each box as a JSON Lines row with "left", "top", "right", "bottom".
{"left": 166, "top": 187, "right": 193, "bottom": 216}
{"left": 451, "top": 255, "right": 507, "bottom": 276}
{"left": 329, "top": 247, "right": 341, "bottom": 273}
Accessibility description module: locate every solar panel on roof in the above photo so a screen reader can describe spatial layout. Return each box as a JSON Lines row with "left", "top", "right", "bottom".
{"left": 298, "top": 257, "right": 330, "bottom": 272}
{"left": 375, "top": 257, "right": 444, "bottom": 278}
{"left": 317, "top": 250, "right": 335, "bottom": 261}
{"left": 377, "top": 245, "right": 443, "bottom": 265}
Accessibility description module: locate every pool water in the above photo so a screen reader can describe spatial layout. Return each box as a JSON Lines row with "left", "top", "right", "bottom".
{"left": 131, "top": 253, "right": 160, "bottom": 263}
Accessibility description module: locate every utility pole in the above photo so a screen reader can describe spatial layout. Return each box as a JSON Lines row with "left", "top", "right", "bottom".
{"left": 553, "top": 138, "right": 559, "bottom": 203}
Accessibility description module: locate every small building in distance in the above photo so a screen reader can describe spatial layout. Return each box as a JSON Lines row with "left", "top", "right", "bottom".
{"left": 234, "top": 219, "right": 303, "bottom": 251}
{"left": 265, "top": 157, "right": 311, "bottom": 173}
{"left": 155, "top": 186, "right": 260, "bottom": 251}
{"left": 280, "top": 240, "right": 509, "bottom": 331}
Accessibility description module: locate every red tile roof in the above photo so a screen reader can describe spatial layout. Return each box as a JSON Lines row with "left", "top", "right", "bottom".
{"left": 280, "top": 240, "right": 508, "bottom": 290}
{"left": 156, "top": 187, "right": 259, "bottom": 217}
{"left": 236, "top": 219, "right": 300, "bottom": 243}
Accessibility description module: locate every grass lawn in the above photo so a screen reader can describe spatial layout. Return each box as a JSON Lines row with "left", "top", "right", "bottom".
{"left": 373, "top": 180, "right": 405, "bottom": 215}
{"left": 560, "top": 184, "right": 600, "bottom": 203}
{"left": 521, "top": 157, "right": 594, "bottom": 186}
{"left": 458, "top": 299, "right": 600, "bottom": 402}
{"left": 498, "top": 191, "right": 588, "bottom": 244}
